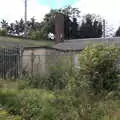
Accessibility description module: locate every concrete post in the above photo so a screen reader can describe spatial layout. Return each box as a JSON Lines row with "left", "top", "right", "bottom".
{"left": 54, "top": 13, "right": 64, "bottom": 43}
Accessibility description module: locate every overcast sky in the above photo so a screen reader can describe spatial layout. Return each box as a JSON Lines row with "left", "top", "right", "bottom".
{"left": 0, "top": 0, "right": 120, "bottom": 31}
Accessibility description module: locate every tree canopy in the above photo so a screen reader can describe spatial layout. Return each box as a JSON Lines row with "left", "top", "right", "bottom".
{"left": 78, "top": 14, "right": 103, "bottom": 38}
{"left": 0, "top": 6, "right": 104, "bottom": 40}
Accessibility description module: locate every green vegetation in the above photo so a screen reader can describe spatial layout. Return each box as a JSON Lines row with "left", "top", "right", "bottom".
{"left": 78, "top": 44, "right": 120, "bottom": 92}
{"left": 0, "top": 44, "right": 120, "bottom": 120}
{"left": 28, "top": 30, "right": 45, "bottom": 40}
{"left": 0, "top": 109, "right": 21, "bottom": 120}
{"left": 25, "top": 56, "right": 73, "bottom": 90}
{"left": 0, "top": 89, "right": 56, "bottom": 120}
{"left": 0, "top": 29, "right": 7, "bottom": 36}
{"left": 0, "top": 36, "right": 53, "bottom": 48}
{"left": 1, "top": 6, "right": 103, "bottom": 40}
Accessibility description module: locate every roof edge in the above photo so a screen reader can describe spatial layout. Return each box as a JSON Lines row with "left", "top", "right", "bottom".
{"left": 24, "top": 46, "right": 82, "bottom": 52}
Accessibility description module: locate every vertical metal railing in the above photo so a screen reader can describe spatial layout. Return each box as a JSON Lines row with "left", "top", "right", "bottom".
{"left": 0, "top": 47, "right": 22, "bottom": 79}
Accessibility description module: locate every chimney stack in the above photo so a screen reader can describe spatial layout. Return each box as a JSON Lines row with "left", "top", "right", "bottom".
{"left": 54, "top": 13, "right": 64, "bottom": 43}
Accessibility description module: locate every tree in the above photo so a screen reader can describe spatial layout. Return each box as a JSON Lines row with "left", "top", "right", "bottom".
{"left": 42, "top": 10, "right": 56, "bottom": 34}
{"left": 71, "top": 18, "right": 78, "bottom": 39}
{"left": 64, "top": 14, "right": 72, "bottom": 39}
{"left": 115, "top": 27, "right": 120, "bottom": 37}
{"left": 8, "top": 23, "right": 14, "bottom": 32}
{"left": 19, "top": 18, "right": 25, "bottom": 32}
{"left": 57, "top": 6, "right": 80, "bottom": 39}
{"left": 7, "top": 19, "right": 25, "bottom": 35}
{"left": 60, "top": 5, "right": 80, "bottom": 18}
{"left": 1, "top": 19, "right": 8, "bottom": 29}
{"left": 78, "top": 14, "right": 103, "bottom": 38}
{"left": 29, "top": 17, "right": 41, "bottom": 30}
{"left": 40, "top": 6, "right": 80, "bottom": 40}
{"left": 0, "top": 6, "right": 80, "bottom": 39}
{"left": 15, "top": 20, "right": 19, "bottom": 34}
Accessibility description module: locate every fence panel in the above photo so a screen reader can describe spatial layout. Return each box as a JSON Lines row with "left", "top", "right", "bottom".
{"left": 0, "top": 47, "right": 22, "bottom": 79}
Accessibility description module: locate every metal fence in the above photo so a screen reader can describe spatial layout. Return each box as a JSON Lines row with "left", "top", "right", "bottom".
{"left": 0, "top": 47, "right": 79, "bottom": 79}
{"left": 0, "top": 47, "right": 23, "bottom": 79}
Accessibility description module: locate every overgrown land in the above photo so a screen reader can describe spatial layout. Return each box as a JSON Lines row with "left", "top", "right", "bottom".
{"left": 0, "top": 44, "right": 120, "bottom": 120}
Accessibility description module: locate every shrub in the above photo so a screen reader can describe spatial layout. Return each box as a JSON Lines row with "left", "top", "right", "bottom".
{"left": 0, "top": 89, "right": 21, "bottom": 115}
{"left": 28, "top": 30, "right": 45, "bottom": 40}
{"left": 53, "top": 88, "right": 120, "bottom": 120}
{"left": 44, "top": 63, "right": 70, "bottom": 90}
{"left": 25, "top": 72, "right": 69, "bottom": 90}
{"left": 19, "top": 89, "right": 56, "bottom": 120}
{"left": 17, "top": 80, "right": 30, "bottom": 90}
{"left": 51, "top": 44, "right": 120, "bottom": 120}
{"left": 24, "top": 75, "right": 48, "bottom": 88}
{"left": 78, "top": 44, "right": 120, "bottom": 93}
{"left": 0, "top": 29, "right": 7, "bottom": 36}
{"left": 0, "top": 87, "right": 120, "bottom": 120}
{"left": 25, "top": 57, "right": 72, "bottom": 90}
{"left": 0, "top": 89, "right": 56, "bottom": 120}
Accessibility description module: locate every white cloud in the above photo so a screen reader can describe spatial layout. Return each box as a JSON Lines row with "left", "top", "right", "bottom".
{"left": 74, "top": 0, "right": 120, "bottom": 31}
{"left": 1, "top": 0, "right": 120, "bottom": 33}
{"left": 0, "top": 0, "right": 50, "bottom": 23}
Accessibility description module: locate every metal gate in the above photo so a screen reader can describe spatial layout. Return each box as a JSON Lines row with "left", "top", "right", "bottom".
{"left": 0, "top": 47, "right": 22, "bottom": 79}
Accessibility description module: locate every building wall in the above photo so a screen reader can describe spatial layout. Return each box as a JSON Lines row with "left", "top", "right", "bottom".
{"left": 22, "top": 48, "right": 80, "bottom": 75}
{"left": 22, "top": 48, "right": 46, "bottom": 75}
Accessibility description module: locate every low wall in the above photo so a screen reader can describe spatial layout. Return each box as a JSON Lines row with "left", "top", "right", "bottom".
{"left": 22, "top": 47, "right": 80, "bottom": 75}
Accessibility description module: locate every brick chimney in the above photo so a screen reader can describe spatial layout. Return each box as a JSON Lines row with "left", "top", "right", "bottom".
{"left": 54, "top": 13, "right": 64, "bottom": 43}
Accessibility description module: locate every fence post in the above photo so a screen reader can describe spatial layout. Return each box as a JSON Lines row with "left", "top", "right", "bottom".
{"left": 31, "top": 50, "right": 34, "bottom": 76}
{"left": 19, "top": 47, "right": 24, "bottom": 79}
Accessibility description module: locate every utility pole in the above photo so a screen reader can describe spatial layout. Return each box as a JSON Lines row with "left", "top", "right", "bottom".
{"left": 24, "top": 0, "right": 27, "bottom": 38}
